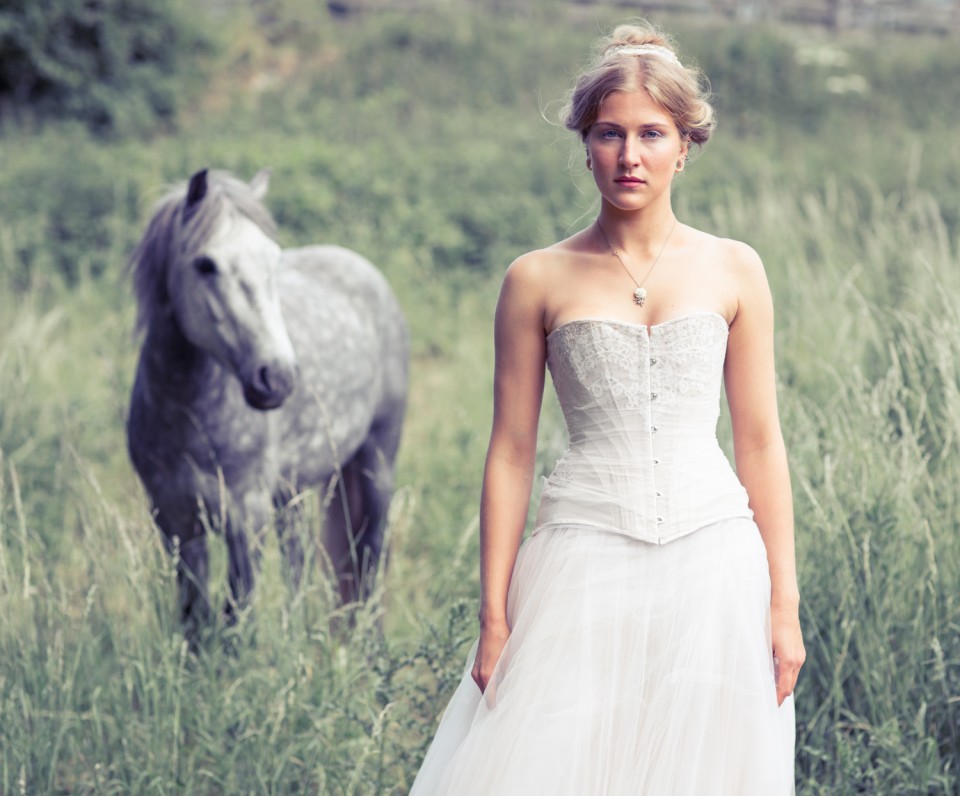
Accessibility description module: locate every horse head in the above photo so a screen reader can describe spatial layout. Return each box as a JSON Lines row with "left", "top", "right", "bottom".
{"left": 132, "top": 168, "right": 299, "bottom": 410}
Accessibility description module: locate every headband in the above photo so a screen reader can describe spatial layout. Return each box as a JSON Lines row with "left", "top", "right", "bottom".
{"left": 607, "top": 44, "right": 680, "bottom": 66}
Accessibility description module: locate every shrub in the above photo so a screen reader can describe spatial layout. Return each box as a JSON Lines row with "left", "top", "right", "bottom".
{"left": 0, "top": 0, "right": 212, "bottom": 134}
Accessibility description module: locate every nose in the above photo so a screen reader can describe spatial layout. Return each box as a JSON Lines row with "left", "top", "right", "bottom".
{"left": 619, "top": 136, "right": 641, "bottom": 167}
{"left": 244, "top": 359, "right": 299, "bottom": 410}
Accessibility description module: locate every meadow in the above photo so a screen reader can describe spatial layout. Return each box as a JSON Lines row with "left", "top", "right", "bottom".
{"left": 0, "top": 1, "right": 958, "bottom": 792}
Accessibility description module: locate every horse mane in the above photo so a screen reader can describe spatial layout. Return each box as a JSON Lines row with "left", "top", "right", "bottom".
{"left": 128, "top": 170, "right": 278, "bottom": 333}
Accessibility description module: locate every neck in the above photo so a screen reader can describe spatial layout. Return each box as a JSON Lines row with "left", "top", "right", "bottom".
{"left": 596, "top": 202, "right": 677, "bottom": 254}
{"left": 140, "top": 311, "right": 226, "bottom": 407}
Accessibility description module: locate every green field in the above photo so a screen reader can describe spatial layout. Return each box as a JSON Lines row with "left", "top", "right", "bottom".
{"left": 1, "top": 2, "right": 958, "bottom": 792}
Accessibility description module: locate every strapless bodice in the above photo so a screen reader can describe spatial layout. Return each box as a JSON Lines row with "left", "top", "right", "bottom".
{"left": 535, "top": 312, "right": 753, "bottom": 544}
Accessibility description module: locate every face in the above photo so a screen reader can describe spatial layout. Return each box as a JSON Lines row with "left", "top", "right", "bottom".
{"left": 170, "top": 207, "right": 299, "bottom": 410}
{"left": 585, "top": 89, "right": 688, "bottom": 212}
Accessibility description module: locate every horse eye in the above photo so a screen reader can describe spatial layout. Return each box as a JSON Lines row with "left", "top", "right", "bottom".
{"left": 194, "top": 256, "right": 217, "bottom": 276}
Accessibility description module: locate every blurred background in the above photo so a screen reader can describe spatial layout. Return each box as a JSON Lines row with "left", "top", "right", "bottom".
{"left": 0, "top": 0, "right": 958, "bottom": 792}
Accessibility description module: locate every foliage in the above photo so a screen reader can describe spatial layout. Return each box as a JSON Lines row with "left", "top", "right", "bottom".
{"left": 0, "top": 0, "right": 212, "bottom": 133}
{"left": 0, "top": 2, "right": 958, "bottom": 793}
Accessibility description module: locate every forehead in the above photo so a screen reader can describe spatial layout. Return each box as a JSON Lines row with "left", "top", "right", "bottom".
{"left": 205, "top": 208, "right": 279, "bottom": 258}
{"left": 595, "top": 89, "right": 675, "bottom": 127}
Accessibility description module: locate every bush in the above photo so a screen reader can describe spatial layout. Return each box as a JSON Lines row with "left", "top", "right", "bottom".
{"left": 0, "top": 0, "right": 212, "bottom": 134}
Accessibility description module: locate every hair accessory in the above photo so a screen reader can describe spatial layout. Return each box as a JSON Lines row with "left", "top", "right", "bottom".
{"left": 608, "top": 44, "right": 680, "bottom": 66}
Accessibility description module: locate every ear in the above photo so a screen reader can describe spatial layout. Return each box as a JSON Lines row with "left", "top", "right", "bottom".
{"left": 186, "top": 168, "right": 209, "bottom": 208}
{"left": 250, "top": 167, "right": 272, "bottom": 199}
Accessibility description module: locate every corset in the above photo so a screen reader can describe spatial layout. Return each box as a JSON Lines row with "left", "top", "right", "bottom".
{"left": 535, "top": 312, "right": 753, "bottom": 544}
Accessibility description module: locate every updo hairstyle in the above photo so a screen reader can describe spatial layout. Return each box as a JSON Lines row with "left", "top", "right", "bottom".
{"left": 563, "top": 23, "right": 715, "bottom": 147}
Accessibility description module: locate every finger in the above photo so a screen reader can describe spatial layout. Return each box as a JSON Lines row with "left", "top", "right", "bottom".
{"left": 471, "top": 666, "right": 484, "bottom": 692}
{"left": 776, "top": 669, "right": 799, "bottom": 705}
{"left": 776, "top": 677, "right": 791, "bottom": 705}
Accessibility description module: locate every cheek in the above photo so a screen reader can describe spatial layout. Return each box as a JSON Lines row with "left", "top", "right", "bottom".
{"left": 174, "top": 273, "right": 224, "bottom": 330}
{"left": 588, "top": 145, "right": 618, "bottom": 168}
{"left": 653, "top": 146, "right": 682, "bottom": 170}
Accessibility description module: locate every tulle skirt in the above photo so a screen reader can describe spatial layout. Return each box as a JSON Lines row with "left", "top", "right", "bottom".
{"left": 410, "top": 518, "right": 795, "bottom": 795}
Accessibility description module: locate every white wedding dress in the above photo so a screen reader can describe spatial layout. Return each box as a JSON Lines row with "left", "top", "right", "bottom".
{"left": 411, "top": 312, "right": 795, "bottom": 795}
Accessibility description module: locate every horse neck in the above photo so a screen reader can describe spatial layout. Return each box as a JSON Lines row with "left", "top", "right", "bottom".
{"left": 140, "top": 312, "right": 229, "bottom": 406}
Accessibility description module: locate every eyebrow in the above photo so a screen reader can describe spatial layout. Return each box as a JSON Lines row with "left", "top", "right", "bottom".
{"left": 593, "top": 120, "right": 671, "bottom": 130}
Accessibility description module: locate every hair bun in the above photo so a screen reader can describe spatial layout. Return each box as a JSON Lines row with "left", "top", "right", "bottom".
{"left": 603, "top": 23, "right": 675, "bottom": 58}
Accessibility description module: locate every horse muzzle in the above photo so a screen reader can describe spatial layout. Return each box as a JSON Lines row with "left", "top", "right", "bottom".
{"left": 243, "top": 360, "right": 299, "bottom": 410}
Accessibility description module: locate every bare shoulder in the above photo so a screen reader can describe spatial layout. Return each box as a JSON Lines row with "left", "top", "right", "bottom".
{"left": 508, "top": 229, "right": 589, "bottom": 275}
{"left": 713, "top": 236, "right": 766, "bottom": 282}
{"left": 504, "top": 247, "right": 553, "bottom": 284}
{"left": 499, "top": 248, "right": 550, "bottom": 308}
{"left": 679, "top": 230, "right": 771, "bottom": 327}
{"left": 497, "top": 247, "right": 565, "bottom": 333}
{"left": 501, "top": 235, "right": 585, "bottom": 298}
{"left": 713, "top": 238, "right": 773, "bottom": 330}
{"left": 500, "top": 230, "right": 596, "bottom": 333}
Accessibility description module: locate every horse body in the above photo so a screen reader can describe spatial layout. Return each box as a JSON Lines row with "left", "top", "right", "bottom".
{"left": 274, "top": 244, "right": 406, "bottom": 486}
{"left": 127, "top": 169, "right": 408, "bottom": 629}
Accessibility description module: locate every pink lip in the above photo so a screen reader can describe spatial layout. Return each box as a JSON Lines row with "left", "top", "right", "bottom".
{"left": 615, "top": 177, "right": 645, "bottom": 185}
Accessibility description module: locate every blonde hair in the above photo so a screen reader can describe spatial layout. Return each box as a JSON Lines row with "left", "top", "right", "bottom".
{"left": 563, "top": 23, "right": 715, "bottom": 146}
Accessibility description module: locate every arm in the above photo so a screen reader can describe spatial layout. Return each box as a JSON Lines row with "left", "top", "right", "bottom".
{"left": 723, "top": 242, "right": 805, "bottom": 706}
{"left": 471, "top": 255, "right": 547, "bottom": 694}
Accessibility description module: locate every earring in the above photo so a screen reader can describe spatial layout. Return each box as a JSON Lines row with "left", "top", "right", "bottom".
{"left": 675, "top": 157, "right": 686, "bottom": 172}
{"left": 586, "top": 158, "right": 592, "bottom": 171}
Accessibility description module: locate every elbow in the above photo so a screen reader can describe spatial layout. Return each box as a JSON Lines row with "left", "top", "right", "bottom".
{"left": 733, "top": 428, "right": 786, "bottom": 461}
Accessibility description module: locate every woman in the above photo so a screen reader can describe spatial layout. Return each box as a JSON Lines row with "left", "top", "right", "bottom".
{"left": 411, "top": 22, "right": 804, "bottom": 795}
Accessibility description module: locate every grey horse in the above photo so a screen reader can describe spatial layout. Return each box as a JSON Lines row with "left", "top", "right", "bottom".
{"left": 127, "top": 167, "right": 408, "bottom": 632}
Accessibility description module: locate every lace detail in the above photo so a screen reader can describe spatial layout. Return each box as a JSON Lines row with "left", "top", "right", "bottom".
{"left": 547, "top": 313, "right": 728, "bottom": 410}
{"left": 549, "top": 455, "right": 576, "bottom": 484}
{"left": 549, "top": 322, "right": 645, "bottom": 411}
{"left": 540, "top": 456, "right": 574, "bottom": 503}
{"left": 648, "top": 314, "right": 729, "bottom": 405}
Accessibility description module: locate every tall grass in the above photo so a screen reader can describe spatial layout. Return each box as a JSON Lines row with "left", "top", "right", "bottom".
{"left": 707, "top": 177, "right": 960, "bottom": 794}
{"left": 0, "top": 3, "right": 957, "bottom": 792}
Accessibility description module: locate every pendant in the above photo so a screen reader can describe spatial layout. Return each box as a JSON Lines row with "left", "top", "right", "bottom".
{"left": 634, "top": 287, "right": 647, "bottom": 306}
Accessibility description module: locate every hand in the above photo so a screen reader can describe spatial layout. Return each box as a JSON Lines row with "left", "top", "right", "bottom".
{"left": 471, "top": 621, "right": 510, "bottom": 696}
{"left": 771, "top": 601, "right": 805, "bottom": 706}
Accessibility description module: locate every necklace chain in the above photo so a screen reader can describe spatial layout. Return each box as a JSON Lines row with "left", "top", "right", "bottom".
{"left": 596, "top": 217, "right": 678, "bottom": 307}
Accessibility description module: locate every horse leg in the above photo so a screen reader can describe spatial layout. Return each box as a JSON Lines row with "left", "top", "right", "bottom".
{"left": 353, "top": 440, "right": 395, "bottom": 597}
{"left": 224, "top": 486, "right": 281, "bottom": 620}
{"left": 322, "top": 438, "right": 395, "bottom": 605}
{"left": 223, "top": 518, "right": 258, "bottom": 623}
{"left": 162, "top": 517, "right": 212, "bottom": 641}
{"left": 322, "top": 455, "right": 367, "bottom": 605}
{"left": 273, "top": 487, "right": 305, "bottom": 592}
{"left": 355, "top": 411, "right": 404, "bottom": 594}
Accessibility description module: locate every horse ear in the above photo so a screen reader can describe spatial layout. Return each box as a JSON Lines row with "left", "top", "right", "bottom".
{"left": 250, "top": 168, "right": 272, "bottom": 200}
{"left": 186, "top": 168, "right": 209, "bottom": 208}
